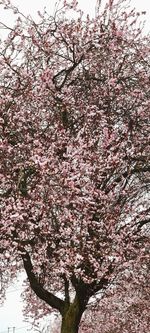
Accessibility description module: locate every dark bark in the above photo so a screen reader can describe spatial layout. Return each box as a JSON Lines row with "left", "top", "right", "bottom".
{"left": 21, "top": 250, "right": 90, "bottom": 333}
{"left": 61, "top": 295, "right": 86, "bottom": 333}
{"left": 21, "top": 250, "right": 64, "bottom": 313}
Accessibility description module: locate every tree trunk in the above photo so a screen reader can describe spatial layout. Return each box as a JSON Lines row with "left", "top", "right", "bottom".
{"left": 61, "top": 296, "right": 84, "bottom": 333}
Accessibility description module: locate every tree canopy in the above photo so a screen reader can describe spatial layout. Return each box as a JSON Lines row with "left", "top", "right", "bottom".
{"left": 0, "top": 1, "right": 150, "bottom": 332}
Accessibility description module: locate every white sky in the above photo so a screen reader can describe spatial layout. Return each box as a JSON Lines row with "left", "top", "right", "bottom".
{"left": 0, "top": 0, "right": 150, "bottom": 332}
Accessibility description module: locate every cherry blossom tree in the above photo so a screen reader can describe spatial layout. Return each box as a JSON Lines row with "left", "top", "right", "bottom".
{"left": 80, "top": 256, "right": 150, "bottom": 333}
{"left": 0, "top": 0, "right": 150, "bottom": 332}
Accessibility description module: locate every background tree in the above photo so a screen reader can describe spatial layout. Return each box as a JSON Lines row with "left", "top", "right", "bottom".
{"left": 0, "top": 0, "right": 150, "bottom": 332}
{"left": 80, "top": 257, "right": 150, "bottom": 333}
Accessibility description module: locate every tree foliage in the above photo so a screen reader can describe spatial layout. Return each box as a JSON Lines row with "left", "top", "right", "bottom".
{"left": 0, "top": 0, "right": 150, "bottom": 332}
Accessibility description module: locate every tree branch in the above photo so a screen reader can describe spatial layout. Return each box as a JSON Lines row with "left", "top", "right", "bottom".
{"left": 21, "top": 249, "right": 65, "bottom": 314}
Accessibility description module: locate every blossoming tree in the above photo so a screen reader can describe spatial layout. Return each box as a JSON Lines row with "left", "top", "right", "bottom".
{"left": 80, "top": 258, "right": 150, "bottom": 333}
{"left": 0, "top": 0, "right": 149, "bottom": 332}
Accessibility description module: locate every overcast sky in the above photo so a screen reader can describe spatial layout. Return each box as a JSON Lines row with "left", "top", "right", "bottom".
{"left": 0, "top": 0, "right": 150, "bottom": 333}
